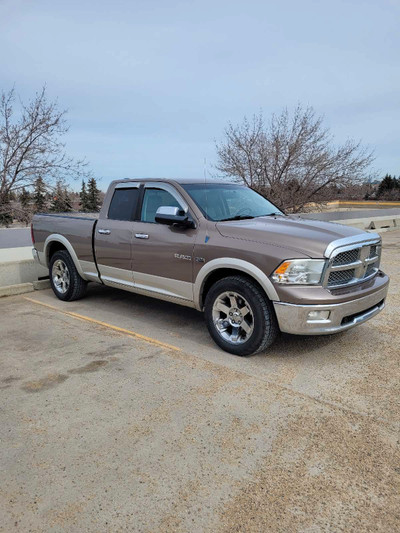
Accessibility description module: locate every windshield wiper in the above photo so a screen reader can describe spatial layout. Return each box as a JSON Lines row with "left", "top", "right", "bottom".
{"left": 259, "top": 212, "right": 283, "bottom": 217}
{"left": 219, "top": 215, "right": 255, "bottom": 222}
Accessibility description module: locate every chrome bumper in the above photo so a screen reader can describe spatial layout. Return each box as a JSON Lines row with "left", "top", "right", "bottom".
{"left": 273, "top": 283, "right": 388, "bottom": 335}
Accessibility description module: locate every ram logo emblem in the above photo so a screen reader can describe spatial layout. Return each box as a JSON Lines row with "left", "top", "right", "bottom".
{"left": 174, "top": 254, "right": 192, "bottom": 261}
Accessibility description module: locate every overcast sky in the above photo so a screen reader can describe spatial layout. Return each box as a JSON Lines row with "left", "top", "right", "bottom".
{"left": 1, "top": 0, "right": 399, "bottom": 189}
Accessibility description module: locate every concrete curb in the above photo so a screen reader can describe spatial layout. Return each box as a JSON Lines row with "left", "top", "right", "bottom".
{"left": 0, "top": 279, "right": 50, "bottom": 298}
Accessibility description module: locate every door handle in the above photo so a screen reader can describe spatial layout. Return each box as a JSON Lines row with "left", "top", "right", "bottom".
{"left": 135, "top": 233, "right": 149, "bottom": 239}
{"left": 98, "top": 229, "right": 111, "bottom": 235}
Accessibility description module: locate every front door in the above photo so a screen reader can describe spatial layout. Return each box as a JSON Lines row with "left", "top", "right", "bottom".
{"left": 95, "top": 185, "right": 140, "bottom": 287}
{"left": 132, "top": 183, "right": 197, "bottom": 301}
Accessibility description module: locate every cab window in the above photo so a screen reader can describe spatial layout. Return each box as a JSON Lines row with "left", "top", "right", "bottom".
{"left": 108, "top": 188, "right": 139, "bottom": 221}
{"left": 141, "top": 188, "right": 182, "bottom": 223}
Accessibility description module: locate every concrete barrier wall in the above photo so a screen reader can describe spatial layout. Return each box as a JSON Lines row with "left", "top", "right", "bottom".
{"left": 0, "top": 259, "right": 47, "bottom": 287}
{"left": 338, "top": 215, "right": 400, "bottom": 232}
{"left": 307, "top": 200, "right": 400, "bottom": 211}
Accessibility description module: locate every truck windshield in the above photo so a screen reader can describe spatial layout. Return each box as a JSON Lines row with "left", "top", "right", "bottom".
{"left": 181, "top": 183, "right": 283, "bottom": 222}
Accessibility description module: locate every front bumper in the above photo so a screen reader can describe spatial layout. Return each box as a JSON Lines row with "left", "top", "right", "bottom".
{"left": 273, "top": 282, "right": 388, "bottom": 335}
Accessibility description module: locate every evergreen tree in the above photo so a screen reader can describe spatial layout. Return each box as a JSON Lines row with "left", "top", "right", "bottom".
{"left": 19, "top": 188, "right": 31, "bottom": 209}
{"left": 64, "top": 187, "right": 73, "bottom": 212}
{"left": 79, "top": 179, "right": 89, "bottom": 211}
{"left": 376, "top": 174, "right": 400, "bottom": 200}
{"left": 50, "top": 182, "right": 64, "bottom": 212}
{"left": 50, "top": 181, "right": 72, "bottom": 212}
{"left": 86, "top": 177, "right": 101, "bottom": 212}
{"left": 33, "top": 177, "right": 47, "bottom": 212}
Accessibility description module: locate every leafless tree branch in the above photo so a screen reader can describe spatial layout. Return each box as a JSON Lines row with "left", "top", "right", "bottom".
{"left": 215, "top": 105, "right": 375, "bottom": 212}
{"left": 0, "top": 86, "right": 91, "bottom": 212}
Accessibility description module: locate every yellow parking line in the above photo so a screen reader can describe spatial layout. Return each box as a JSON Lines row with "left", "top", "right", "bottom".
{"left": 24, "top": 296, "right": 182, "bottom": 352}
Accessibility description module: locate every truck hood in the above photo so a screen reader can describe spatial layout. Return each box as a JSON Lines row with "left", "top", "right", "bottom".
{"left": 216, "top": 215, "right": 366, "bottom": 258}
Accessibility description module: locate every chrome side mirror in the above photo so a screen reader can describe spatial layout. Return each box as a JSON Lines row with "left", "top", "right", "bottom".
{"left": 155, "top": 206, "right": 195, "bottom": 228}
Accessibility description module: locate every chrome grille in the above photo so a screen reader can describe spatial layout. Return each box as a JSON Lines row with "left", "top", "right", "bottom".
{"left": 332, "top": 249, "right": 360, "bottom": 266}
{"left": 366, "top": 263, "right": 379, "bottom": 278}
{"left": 328, "top": 269, "right": 355, "bottom": 286}
{"left": 369, "top": 245, "right": 378, "bottom": 259}
{"left": 324, "top": 240, "right": 381, "bottom": 289}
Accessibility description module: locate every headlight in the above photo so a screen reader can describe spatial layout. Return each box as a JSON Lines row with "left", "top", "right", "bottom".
{"left": 271, "top": 259, "right": 326, "bottom": 285}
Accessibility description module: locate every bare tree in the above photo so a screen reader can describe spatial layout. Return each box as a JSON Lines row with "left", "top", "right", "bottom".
{"left": 0, "top": 86, "right": 90, "bottom": 222}
{"left": 215, "top": 105, "right": 375, "bottom": 212}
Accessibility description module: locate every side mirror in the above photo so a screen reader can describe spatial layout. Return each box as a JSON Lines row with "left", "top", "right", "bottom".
{"left": 155, "top": 206, "right": 196, "bottom": 229}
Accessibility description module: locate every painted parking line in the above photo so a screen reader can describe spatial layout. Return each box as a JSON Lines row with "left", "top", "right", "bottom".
{"left": 24, "top": 296, "right": 182, "bottom": 352}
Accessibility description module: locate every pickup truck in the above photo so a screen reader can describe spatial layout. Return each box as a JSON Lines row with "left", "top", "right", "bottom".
{"left": 32, "top": 178, "right": 389, "bottom": 356}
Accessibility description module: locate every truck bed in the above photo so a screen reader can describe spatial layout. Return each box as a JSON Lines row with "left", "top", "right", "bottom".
{"left": 33, "top": 212, "right": 99, "bottom": 265}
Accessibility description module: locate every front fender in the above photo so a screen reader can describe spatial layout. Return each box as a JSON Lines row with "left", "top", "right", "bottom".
{"left": 193, "top": 258, "right": 280, "bottom": 310}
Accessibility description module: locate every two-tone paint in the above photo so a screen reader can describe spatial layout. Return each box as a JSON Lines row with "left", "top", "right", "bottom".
{"left": 32, "top": 178, "right": 390, "bottom": 335}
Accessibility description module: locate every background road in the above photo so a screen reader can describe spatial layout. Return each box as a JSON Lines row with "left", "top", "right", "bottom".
{"left": 0, "top": 228, "right": 31, "bottom": 249}
{"left": 0, "top": 230, "right": 399, "bottom": 532}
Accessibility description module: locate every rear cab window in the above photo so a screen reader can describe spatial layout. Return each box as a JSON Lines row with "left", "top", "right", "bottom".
{"left": 108, "top": 188, "right": 139, "bottom": 221}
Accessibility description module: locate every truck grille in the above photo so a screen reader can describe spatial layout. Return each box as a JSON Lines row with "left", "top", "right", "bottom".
{"left": 324, "top": 241, "right": 381, "bottom": 289}
{"left": 328, "top": 269, "right": 355, "bottom": 286}
{"left": 366, "top": 263, "right": 378, "bottom": 277}
{"left": 369, "top": 245, "right": 377, "bottom": 258}
{"left": 332, "top": 249, "right": 360, "bottom": 266}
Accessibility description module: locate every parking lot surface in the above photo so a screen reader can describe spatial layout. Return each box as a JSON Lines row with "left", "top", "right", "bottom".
{"left": 1, "top": 231, "right": 399, "bottom": 532}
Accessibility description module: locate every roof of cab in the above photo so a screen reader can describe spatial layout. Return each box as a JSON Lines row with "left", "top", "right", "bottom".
{"left": 110, "top": 177, "right": 237, "bottom": 186}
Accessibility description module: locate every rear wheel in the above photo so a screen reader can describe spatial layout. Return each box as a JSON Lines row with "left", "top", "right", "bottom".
{"left": 204, "top": 276, "right": 278, "bottom": 356}
{"left": 49, "top": 250, "right": 87, "bottom": 301}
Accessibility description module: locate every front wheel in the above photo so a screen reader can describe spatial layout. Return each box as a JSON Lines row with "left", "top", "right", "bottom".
{"left": 204, "top": 276, "right": 278, "bottom": 356}
{"left": 49, "top": 250, "right": 88, "bottom": 301}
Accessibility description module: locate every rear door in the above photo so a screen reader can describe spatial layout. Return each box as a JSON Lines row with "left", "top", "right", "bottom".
{"left": 95, "top": 184, "right": 140, "bottom": 287}
{"left": 132, "top": 182, "right": 198, "bottom": 302}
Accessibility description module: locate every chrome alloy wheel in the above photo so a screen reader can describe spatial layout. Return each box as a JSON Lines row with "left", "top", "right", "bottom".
{"left": 212, "top": 291, "right": 254, "bottom": 345}
{"left": 52, "top": 259, "right": 70, "bottom": 294}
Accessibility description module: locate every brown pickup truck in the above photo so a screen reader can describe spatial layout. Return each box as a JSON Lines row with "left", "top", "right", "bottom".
{"left": 32, "top": 178, "right": 389, "bottom": 355}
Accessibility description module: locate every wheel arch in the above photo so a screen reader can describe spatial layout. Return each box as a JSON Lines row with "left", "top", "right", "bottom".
{"left": 44, "top": 234, "right": 87, "bottom": 280}
{"left": 194, "top": 258, "right": 280, "bottom": 310}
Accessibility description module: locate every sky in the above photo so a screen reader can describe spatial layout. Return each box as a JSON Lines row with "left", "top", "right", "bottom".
{"left": 0, "top": 0, "right": 399, "bottom": 190}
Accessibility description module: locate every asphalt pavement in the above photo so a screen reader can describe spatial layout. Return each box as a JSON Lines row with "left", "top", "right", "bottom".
{"left": 0, "top": 227, "right": 31, "bottom": 249}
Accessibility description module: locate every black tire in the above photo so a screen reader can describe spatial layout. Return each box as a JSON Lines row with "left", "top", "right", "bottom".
{"left": 49, "top": 249, "right": 88, "bottom": 301}
{"left": 204, "top": 275, "right": 278, "bottom": 356}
